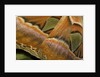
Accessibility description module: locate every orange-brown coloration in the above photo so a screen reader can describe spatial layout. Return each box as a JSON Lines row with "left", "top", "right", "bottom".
{"left": 49, "top": 16, "right": 71, "bottom": 44}
{"left": 16, "top": 16, "right": 83, "bottom": 60}
{"left": 49, "top": 16, "right": 71, "bottom": 37}
{"left": 21, "top": 16, "right": 51, "bottom": 28}
{"left": 16, "top": 17, "right": 48, "bottom": 48}
{"left": 70, "top": 16, "right": 83, "bottom": 26}
{"left": 71, "top": 24, "right": 83, "bottom": 35}
{"left": 49, "top": 16, "right": 83, "bottom": 45}
{"left": 39, "top": 38, "right": 80, "bottom": 60}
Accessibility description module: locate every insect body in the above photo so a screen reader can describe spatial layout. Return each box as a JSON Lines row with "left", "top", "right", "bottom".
{"left": 16, "top": 16, "right": 83, "bottom": 60}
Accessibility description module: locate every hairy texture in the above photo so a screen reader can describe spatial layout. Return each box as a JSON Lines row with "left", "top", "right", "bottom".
{"left": 16, "top": 16, "right": 83, "bottom": 60}
{"left": 48, "top": 16, "right": 83, "bottom": 59}
{"left": 16, "top": 17, "right": 48, "bottom": 48}
{"left": 39, "top": 38, "right": 80, "bottom": 60}
{"left": 49, "top": 16, "right": 71, "bottom": 45}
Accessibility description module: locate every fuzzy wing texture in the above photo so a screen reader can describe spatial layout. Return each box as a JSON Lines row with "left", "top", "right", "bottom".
{"left": 16, "top": 16, "right": 83, "bottom": 60}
